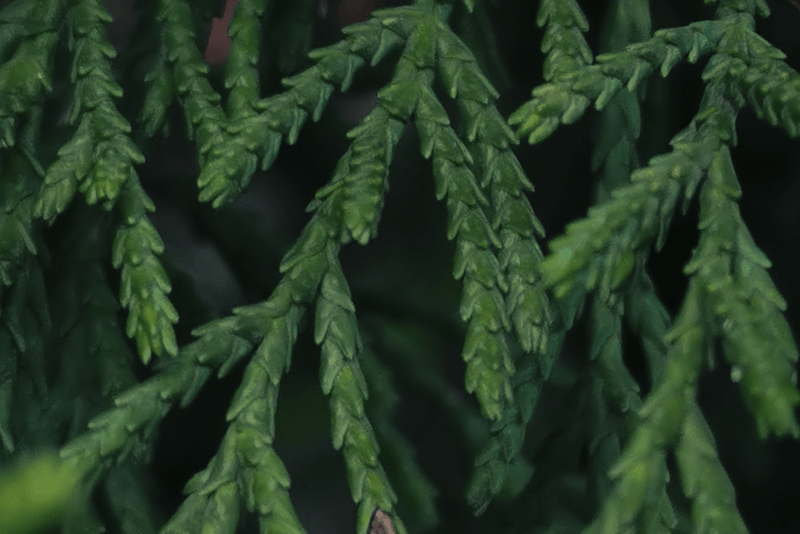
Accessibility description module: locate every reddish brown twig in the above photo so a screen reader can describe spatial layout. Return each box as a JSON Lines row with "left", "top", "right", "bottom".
{"left": 202, "top": 0, "right": 379, "bottom": 66}
{"left": 204, "top": 0, "right": 239, "bottom": 65}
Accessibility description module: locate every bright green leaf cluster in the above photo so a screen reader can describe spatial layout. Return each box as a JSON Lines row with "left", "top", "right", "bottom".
{"left": 196, "top": 295, "right": 309, "bottom": 534}
{"left": 437, "top": 21, "right": 552, "bottom": 356}
{"left": 0, "top": 452, "right": 82, "bottom": 534}
{"left": 111, "top": 180, "right": 179, "bottom": 364}
{"left": 313, "top": 105, "right": 405, "bottom": 245}
{"left": 293, "top": 177, "right": 404, "bottom": 532}
{"left": 207, "top": 0, "right": 272, "bottom": 210}
{"left": 165, "top": 64, "right": 415, "bottom": 527}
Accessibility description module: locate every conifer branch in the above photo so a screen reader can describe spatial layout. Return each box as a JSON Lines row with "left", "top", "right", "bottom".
{"left": 581, "top": 11, "right": 798, "bottom": 530}
{"left": 139, "top": 45, "right": 175, "bottom": 139}
{"left": 676, "top": 403, "right": 748, "bottom": 534}
{"left": 201, "top": 0, "right": 268, "bottom": 210}
{"left": 538, "top": 0, "right": 593, "bottom": 80}
{"left": 160, "top": 202, "right": 343, "bottom": 534}
{"left": 584, "top": 279, "right": 707, "bottom": 534}
{"left": 137, "top": 47, "right": 412, "bottom": 527}
{"left": 510, "top": 19, "right": 722, "bottom": 144}
{"left": 687, "top": 145, "right": 800, "bottom": 438}
{"left": 228, "top": 304, "right": 306, "bottom": 534}
{"left": 0, "top": 0, "right": 61, "bottom": 149}
{"left": 617, "top": 270, "right": 678, "bottom": 532}
{"left": 435, "top": 9, "right": 557, "bottom": 510}
{"left": 153, "top": 0, "right": 229, "bottom": 199}
{"left": 31, "top": 0, "right": 178, "bottom": 365}
{"left": 147, "top": 1, "right": 419, "bottom": 208}
{"left": 159, "top": 428, "right": 242, "bottom": 534}
{"left": 313, "top": 103, "right": 403, "bottom": 245}
{"left": 618, "top": 268, "right": 746, "bottom": 534}
{"left": 111, "top": 179, "right": 179, "bottom": 364}
{"left": 57, "top": 0, "right": 144, "bottom": 207}
{"left": 392, "top": 9, "right": 517, "bottom": 425}
{"left": 224, "top": 0, "right": 267, "bottom": 117}
{"left": 708, "top": 22, "right": 800, "bottom": 139}
{"left": 306, "top": 47, "right": 423, "bottom": 530}
{"left": 578, "top": 5, "right": 676, "bottom": 531}
{"left": 58, "top": 313, "right": 254, "bottom": 480}
{"left": 538, "top": 76, "right": 735, "bottom": 309}
{"left": 316, "top": 257, "right": 406, "bottom": 534}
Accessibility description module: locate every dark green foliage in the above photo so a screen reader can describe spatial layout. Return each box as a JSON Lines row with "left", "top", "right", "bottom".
{"left": 0, "top": 0, "right": 799, "bottom": 533}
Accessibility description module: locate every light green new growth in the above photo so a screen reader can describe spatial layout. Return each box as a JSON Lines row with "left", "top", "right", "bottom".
{"left": 0, "top": 0, "right": 799, "bottom": 532}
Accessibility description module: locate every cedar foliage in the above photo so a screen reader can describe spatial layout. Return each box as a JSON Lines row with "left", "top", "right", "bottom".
{"left": 0, "top": 0, "right": 799, "bottom": 533}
